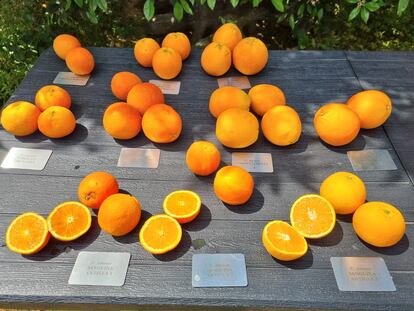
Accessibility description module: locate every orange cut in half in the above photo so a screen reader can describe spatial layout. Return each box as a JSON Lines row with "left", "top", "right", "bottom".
{"left": 262, "top": 220, "right": 308, "bottom": 261}
{"left": 163, "top": 190, "right": 201, "bottom": 224}
{"left": 47, "top": 202, "right": 92, "bottom": 242}
{"left": 6, "top": 212, "right": 51, "bottom": 255}
{"left": 290, "top": 194, "right": 336, "bottom": 239}
{"left": 139, "top": 214, "right": 182, "bottom": 254}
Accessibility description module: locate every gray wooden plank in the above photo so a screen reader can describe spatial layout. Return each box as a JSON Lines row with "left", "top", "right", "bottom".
{"left": 349, "top": 60, "right": 414, "bottom": 81}
{"left": 346, "top": 51, "right": 414, "bottom": 62}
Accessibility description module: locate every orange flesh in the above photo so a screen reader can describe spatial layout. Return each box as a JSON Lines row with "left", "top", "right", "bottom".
{"left": 266, "top": 222, "right": 306, "bottom": 253}
{"left": 49, "top": 203, "right": 90, "bottom": 238}
{"left": 141, "top": 216, "right": 181, "bottom": 250}
{"left": 165, "top": 192, "right": 199, "bottom": 216}
{"left": 8, "top": 214, "right": 47, "bottom": 251}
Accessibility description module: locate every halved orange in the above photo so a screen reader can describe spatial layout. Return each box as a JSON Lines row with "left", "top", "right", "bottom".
{"left": 262, "top": 220, "right": 308, "bottom": 261}
{"left": 139, "top": 214, "right": 182, "bottom": 254}
{"left": 290, "top": 194, "right": 336, "bottom": 239}
{"left": 163, "top": 190, "right": 201, "bottom": 224}
{"left": 47, "top": 201, "right": 92, "bottom": 242}
{"left": 6, "top": 212, "right": 51, "bottom": 255}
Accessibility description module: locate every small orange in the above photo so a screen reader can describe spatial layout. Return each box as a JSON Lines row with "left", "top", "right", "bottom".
{"left": 347, "top": 90, "right": 392, "bottom": 129}
{"left": 142, "top": 104, "right": 182, "bottom": 143}
{"left": 213, "top": 23, "right": 243, "bottom": 52}
{"left": 186, "top": 141, "right": 221, "bottom": 176}
{"left": 233, "top": 37, "right": 268, "bottom": 75}
{"left": 201, "top": 42, "right": 232, "bottom": 76}
{"left": 98, "top": 193, "right": 142, "bottom": 236}
{"left": 353, "top": 202, "right": 406, "bottom": 247}
{"left": 163, "top": 190, "right": 201, "bottom": 224}
{"left": 111, "top": 72, "right": 142, "bottom": 101}
{"left": 320, "top": 172, "right": 366, "bottom": 215}
{"left": 126, "top": 82, "right": 165, "bottom": 115}
{"left": 290, "top": 194, "right": 336, "bottom": 239}
{"left": 314, "top": 103, "right": 360, "bottom": 146}
{"left": 214, "top": 166, "right": 254, "bottom": 205}
{"left": 78, "top": 171, "right": 119, "bottom": 209}
{"left": 261, "top": 106, "right": 302, "bottom": 146}
{"left": 65, "top": 47, "right": 95, "bottom": 75}
{"left": 1, "top": 101, "right": 40, "bottom": 136}
{"left": 134, "top": 38, "right": 160, "bottom": 68}
{"left": 38, "top": 106, "right": 76, "bottom": 138}
{"left": 152, "top": 47, "right": 182, "bottom": 80}
{"left": 209, "top": 86, "right": 250, "bottom": 118}
{"left": 262, "top": 220, "right": 308, "bottom": 261}
{"left": 248, "top": 84, "right": 286, "bottom": 116}
{"left": 162, "top": 32, "right": 191, "bottom": 60}
{"left": 53, "top": 34, "right": 81, "bottom": 60}
{"left": 216, "top": 108, "right": 259, "bottom": 148}
{"left": 103, "top": 102, "right": 142, "bottom": 140}
{"left": 139, "top": 214, "right": 182, "bottom": 254}
{"left": 35, "top": 85, "right": 71, "bottom": 111}
{"left": 6, "top": 212, "right": 50, "bottom": 255}
{"left": 47, "top": 202, "right": 92, "bottom": 242}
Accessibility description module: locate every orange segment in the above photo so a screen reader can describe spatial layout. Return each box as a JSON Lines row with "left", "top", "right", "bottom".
{"left": 163, "top": 190, "right": 201, "bottom": 224}
{"left": 262, "top": 220, "right": 308, "bottom": 261}
{"left": 6, "top": 213, "right": 50, "bottom": 255}
{"left": 139, "top": 214, "right": 182, "bottom": 254}
{"left": 47, "top": 202, "right": 92, "bottom": 242}
{"left": 290, "top": 194, "right": 336, "bottom": 239}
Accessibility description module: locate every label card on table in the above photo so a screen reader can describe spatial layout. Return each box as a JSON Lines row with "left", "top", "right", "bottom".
{"left": 149, "top": 80, "right": 181, "bottom": 95}
{"left": 232, "top": 152, "right": 273, "bottom": 173}
{"left": 117, "top": 148, "right": 160, "bottom": 168}
{"left": 69, "top": 251, "right": 131, "bottom": 286}
{"left": 1, "top": 147, "right": 52, "bottom": 171}
{"left": 217, "top": 76, "right": 251, "bottom": 89}
{"left": 347, "top": 149, "right": 397, "bottom": 171}
{"left": 192, "top": 253, "right": 248, "bottom": 288}
{"left": 330, "top": 257, "right": 396, "bottom": 291}
{"left": 53, "top": 72, "right": 90, "bottom": 86}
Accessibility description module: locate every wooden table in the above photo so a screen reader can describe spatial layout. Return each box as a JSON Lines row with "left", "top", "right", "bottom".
{"left": 0, "top": 48, "right": 413, "bottom": 311}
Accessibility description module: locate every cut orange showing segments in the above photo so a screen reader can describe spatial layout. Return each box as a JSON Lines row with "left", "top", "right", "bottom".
{"left": 262, "top": 220, "right": 308, "bottom": 261}
{"left": 163, "top": 190, "right": 201, "bottom": 224}
{"left": 139, "top": 214, "right": 182, "bottom": 255}
{"left": 47, "top": 201, "right": 92, "bottom": 242}
{"left": 290, "top": 194, "right": 336, "bottom": 239}
{"left": 6, "top": 212, "right": 50, "bottom": 255}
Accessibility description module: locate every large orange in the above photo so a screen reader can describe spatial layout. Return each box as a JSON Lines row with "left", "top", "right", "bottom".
{"left": 98, "top": 193, "right": 141, "bottom": 236}
{"left": 248, "top": 84, "right": 286, "bottom": 116}
{"left": 162, "top": 32, "right": 191, "bottom": 60}
{"left": 186, "top": 141, "right": 221, "bottom": 176}
{"left": 314, "top": 103, "right": 360, "bottom": 146}
{"left": 53, "top": 34, "right": 81, "bottom": 60}
{"left": 233, "top": 37, "right": 268, "bottom": 75}
{"left": 213, "top": 23, "right": 243, "bottom": 52}
{"left": 1, "top": 101, "right": 40, "bottom": 136}
{"left": 134, "top": 38, "right": 160, "bottom": 68}
{"left": 142, "top": 104, "right": 182, "bottom": 143}
{"left": 216, "top": 108, "right": 259, "bottom": 148}
{"left": 38, "top": 106, "right": 76, "bottom": 138}
{"left": 320, "top": 172, "right": 366, "bottom": 215}
{"left": 35, "top": 85, "right": 71, "bottom": 111}
{"left": 78, "top": 171, "right": 119, "bottom": 209}
{"left": 209, "top": 86, "right": 250, "bottom": 118}
{"left": 353, "top": 202, "right": 405, "bottom": 247}
{"left": 163, "top": 190, "right": 201, "bottom": 224}
{"left": 152, "top": 47, "right": 182, "bottom": 80}
{"left": 111, "top": 72, "right": 142, "bottom": 101}
{"left": 201, "top": 42, "right": 231, "bottom": 76}
{"left": 347, "top": 90, "right": 392, "bottom": 129}
{"left": 126, "top": 82, "right": 165, "bottom": 115}
{"left": 214, "top": 166, "right": 254, "bottom": 205}
{"left": 103, "top": 102, "right": 142, "bottom": 140}
{"left": 65, "top": 47, "right": 95, "bottom": 75}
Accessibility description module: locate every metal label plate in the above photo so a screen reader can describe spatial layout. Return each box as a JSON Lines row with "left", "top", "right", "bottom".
{"left": 232, "top": 152, "right": 273, "bottom": 173}
{"left": 1, "top": 147, "right": 52, "bottom": 170}
{"left": 217, "top": 76, "right": 251, "bottom": 89}
{"left": 117, "top": 148, "right": 160, "bottom": 168}
{"left": 69, "top": 251, "right": 131, "bottom": 286}
{"left": 192, "top": 253, "right": 248, "bottom": 287}
{"left": 347, "top": 149, "right": 397, "bottom": 171}
{"left": 149, "top": 80, "right": 181, "bottom": 95}
{"left": 53, "top": 72, "right": 90, "bottom": 86}
{"left": 330, "top": 257, "right": 396, "bottom": 291}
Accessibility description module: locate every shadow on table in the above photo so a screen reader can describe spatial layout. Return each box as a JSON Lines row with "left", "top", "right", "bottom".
{"left": 114, "top": 134, "right": 148, "bottom": 148}
{"left": 153, "top": 230, "right": 192, "bottom": 262}
{"left": 50, "top": 123, "right": 89, "bottom": 146}
{"left": 113, "top": 209, "right": 152, "bottom": 246}
{"left": 273, "top": 247, "right": 314, "bottom": 270}
{"left": 182, "top": 203, "right": 212, "bottom": 231}
{"left": 361, "top": 234, "right": 410, "bottom": 256}
{"left": 308, "top": 221, "right": 344, "bottom": 247}
{"left": 224, "top": 188, "right": 265, "bottom": 214}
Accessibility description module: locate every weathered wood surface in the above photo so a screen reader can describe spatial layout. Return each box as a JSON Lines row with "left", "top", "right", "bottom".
{"left": 0, "top": 48, "right": 413, "bottom": 310}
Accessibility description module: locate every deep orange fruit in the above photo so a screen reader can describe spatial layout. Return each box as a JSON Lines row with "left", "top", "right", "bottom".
{"left": 65, "top": 47, "right": 95, "bottom": 75}
{"left": 38, "top": 106, "right": 76, "bottom": 138}
{"left": 134, "top": 38, "right": 160, "bottom": 68}
{"left": 152, "top": 47, "right": 182, "bottom": 80}
{"left": 213, "top": 23, "right": 243, "bottom": 52}
{"left": 209, "top": 86, "right": 250, "bottom": 118}
{"left": 233, "top": 37, "right": 268, "bottom": 75}
{"left": 1, "top": 101, "right": 40, "bottom": 136}
{"left": 162, "top": 32, "right": 191, "bottom": 60}
{"left": 53, "top": 34, "right": 81, "bottom": 60}
{"left": 214, "top": 166, "right": 254, "bottom": 205}
{"left": 186, "top": 141, "right": 221, "bottom": 176}
{"left": 103, "top": 102, "right": 142, "bottom": 140}
{"left": 142, "top": 104, "right": 182, "bottom": 143}
{"left": 126, "top": 82, "right": 165, "bottom": 115}
{"left": 248, "top": 84, "right": 286, "bottom": 116}
{"left": 201, "top": 42, "right": 232, "bottom": 76}
{"left": 78, "top": 171, "right": 119, "bottom": 209}
{"left": 111, "top": 72, "right": 142, "bottom": 101}
{"left": 35, "top": 85, "right": 71, "bottom": 111}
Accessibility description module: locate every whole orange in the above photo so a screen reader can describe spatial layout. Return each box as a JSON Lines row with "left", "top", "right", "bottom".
{"left": 214, "top": 166, "right": 254, "bottom": 205}
{"left": 1, "top": 101, "right": 40, "bottom": 136}
{"left": 53, "top": 34, "right": 81, "bottom": 60}
{"left": 126, "top": 82, "right": 164, "bottom": 115}
{"left": 78, "top": 171, "right": 119, "bottom": 209}
{"left": 186, "top": 141, "right": 221, "bottom": 176}
{"left": 201, "top": 42, "right": 231, "bottom": 76}
{"left": 103, "top": 102, "right": 142, "bottom": 140}
{"left": 209, "top": 86, "right": 250, "bottom": 118}
{"left": 213, "top": 23, "right": 242, "bottom": 52}
{"left": 142, "top": 104, "right": 182, "bottom": 143}
{"left": 314, "top": 103, "right": 360, "bottom": 146}
{"left": 65, "top": 47, "right": 95, "bottom": 75}
{"left": 35, "top": 85, "right": 71, "bottom": 111}
{"left": 248, "top": 84, "right": 286, "bottom": 116}
{"left": 162, "top": 32, "right": 191, "bottom": 60}
{"left": 38, "top": 106, "right": 76, "bottom": 138}
{"left": 111, "top": 72, "right": 142, "bottom": 101}
{"left": 134, "top": 38, "right": 160, "bottom": 68}
{"left": 152, "top": 48, "right": 182, "bottom": 80}
{"left": 353, "top": 202, "right": 405, "bottom": 247}
{"left": 233, "top": 37, "right": 268, "bottom": 75}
